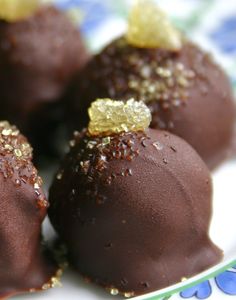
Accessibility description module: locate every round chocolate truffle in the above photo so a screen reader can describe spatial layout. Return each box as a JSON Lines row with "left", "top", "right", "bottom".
{"left": 0, "top": 4, "right": 89, "bottom": 156}
{"left": 0, "top": 121, "right": 60, "bottom": 299}
{"left": 65, "top": 2, "right": 235, "bottom": 170}
{"left": 49, "top": 99, "right": 222, "bottom": 296}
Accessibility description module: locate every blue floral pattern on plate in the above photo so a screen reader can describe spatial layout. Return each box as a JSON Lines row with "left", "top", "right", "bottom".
{"left": 55, "top": 0, "right": 111, "bottom": 33}
{"left": 210, "top": 16, "right": 236, "bottom": 54}
{"left": 180, "top": 281, "right": 212, "bottom": 299}
{"left": 215, "top": 269, "right": 236, "bottom": 296}
{"left": 180, "top": 266, "right": 236, "bottom": 299}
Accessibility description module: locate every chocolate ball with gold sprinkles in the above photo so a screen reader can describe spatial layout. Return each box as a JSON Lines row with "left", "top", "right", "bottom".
{"left": 0, "top": 120, "right": 62, "bottom": 299}
{"left": 66, "top": 0, "right": 235, "bottom": 170}
{"left": 49, "top": 99, "right": 222, "bottom": 297}
{"left": 0, "top": 0, "right": 89, "bottom": 157}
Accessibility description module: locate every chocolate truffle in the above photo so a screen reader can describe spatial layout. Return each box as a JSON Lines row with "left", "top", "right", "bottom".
{"left": 66, "top": 0, "right": 235, "bottom": 170}
{"left": 49, "top": 99, "right": 222, "bottom": 297}
{"left": 0, "top": 3, "right": 89, "bottom": 156}
{"left": 0, "top": 121, "right": 60, "bottom": 299}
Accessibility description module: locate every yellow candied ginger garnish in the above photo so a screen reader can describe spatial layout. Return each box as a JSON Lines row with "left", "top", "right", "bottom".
{"left": 0, "top": 0, "right": 40, "bottom": 22}
{"left": 126, "top": 0, "right": 182, "bottom": 51}
{"left": 88, "top": 98, "right": 151, "bottom": 136}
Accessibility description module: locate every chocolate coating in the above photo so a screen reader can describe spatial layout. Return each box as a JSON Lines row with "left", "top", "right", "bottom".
{"left": 0, "top": 121, "right": 57, "bottom": 299}
{"left": 0, "top": 6, "right": 89, "bottom": 156}
{"left": 49, "top": 128, "right": 222, "bottom": 296}
{"left": 66, "top": 38, "right": 235, "bottom": 169}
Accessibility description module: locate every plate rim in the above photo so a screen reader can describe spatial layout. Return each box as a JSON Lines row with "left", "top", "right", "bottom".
{"left": 131, "top": 258, "right": 236, "bottom": 300}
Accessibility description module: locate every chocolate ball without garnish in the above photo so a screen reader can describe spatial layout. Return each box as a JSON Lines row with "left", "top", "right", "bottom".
{"left": 66, "top": 0, "right": 235, "bottom": 170}
{"left": 49, "top": 99, "right": 222, "bottom": 297}
{"left": 0, "top": 121, "right": 61, "bottom": 299}
{"left": 0, "top": 1, "right": 89, "bottom": 157}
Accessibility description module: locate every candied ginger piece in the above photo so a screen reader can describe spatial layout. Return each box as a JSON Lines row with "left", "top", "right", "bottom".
{"left": 126, "top": 0, "right": 182, "bottom": 51}
{"left": 0, "top": 0, "right": 40, "bottom": 22}
{"left": 88, "top": 99, "right": 151, "bottom": 136}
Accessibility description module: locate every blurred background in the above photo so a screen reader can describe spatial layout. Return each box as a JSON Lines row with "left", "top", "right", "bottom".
{"left": 46, "top": 0, "right": 236, "bottom": 92}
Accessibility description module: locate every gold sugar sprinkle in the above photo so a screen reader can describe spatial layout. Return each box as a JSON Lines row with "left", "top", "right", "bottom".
{"left": 87, "top": 140, "right": 97, "bottom": 149}
{"left": 56, "top": 172, "right": 63, "bottom": 180}
{"left": 102, "top": 137, "right": 111, "bottom": 146}
{"left": 0, "top": 120, "right": 44, "bottom": 209}
{"left": 69, "top": 140, "right": 76, "bottom": 147}
{"left": 15, "top": 179, "right": 21, "bottom": 186}
{"left": 34, "top": 183, "right": 40, "bottom": 189}
{"left": 51, "top": 277, "right": 62, "bottom": 288}
{"left": 11, "top": 129, "right": 19, "bottom": 136}
{"left": 4, "top": 144, "right": 13, "bottom": 151}
{"left": 14, "top": 149, "right": 22, "bottom": 157}
{"left": 41, "top": 268, "right": 63, "bottom": 290}
{"left": 42, "top": 283, "right": 51, "bottom": 290}
{"left": 110, "top": 288, "right": 119, "bottom": 295}
{"left": 153, "top": 141, "right": 163, "bottom": 151}
{"left": 124, "top": 291, "right": 135, "bottom": 298}
{"left": 2, "top": 128, "right": 12, "bottom": 136}
{"left": 0, "top": 121, "right": 10, "bottom": 128}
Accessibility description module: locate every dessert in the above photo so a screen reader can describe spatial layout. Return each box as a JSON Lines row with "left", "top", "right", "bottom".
{"left": 66, "top": 0, "right": 235, "bottom": 170}
{"left": 49, "top": 99, "right": 222, "bottom": 296}
{"left": 0, "top": 1, "right": 89, "bottom": 156}
{"left": 0, "top": 121, "right": 60, "bottom": 299}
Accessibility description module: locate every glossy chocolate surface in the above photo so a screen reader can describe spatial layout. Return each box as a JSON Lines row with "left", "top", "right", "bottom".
{"left": 0, "top": 121, "right": 57, "bottom": 299}
{"left": 49, "top": 128, "right": 222, "bottom": 296}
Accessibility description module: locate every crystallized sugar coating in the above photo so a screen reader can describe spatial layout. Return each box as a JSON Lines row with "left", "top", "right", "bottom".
{"left": 88, "top": 99, "right": 151, "bottom": 136}
{"left": 0, "top": 121, "right": 32, "bottom": 159}
{"left": 0, "top": 121, "right": 47, "bottom": 209}
{"left": 126, "top": 0, "right": 182, "bottom": 50}
{"left": 126, "top": 52, "right": 195, "bottom": 106}
{"left": 0, "top": 0, "right": 40, "bottom": 21}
